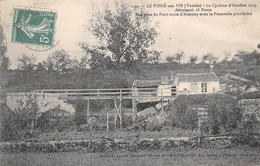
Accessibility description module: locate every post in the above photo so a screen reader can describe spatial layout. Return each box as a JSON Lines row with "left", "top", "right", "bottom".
{"left": 87, "top": 97, "right": 90, "bottom": 117}
{"left": 106, "top": 106, "right": 109, "bottom": 132}
{"left": 132, "top": 99, "right": 136, "bottom": 126}
{"left": 198, "top": 112, "right": 202, "bottom": 146}
{"left": 88, "top": 102, "right": 92, "bottom": 149}
{"left": 161, "top": 89, "right": 163, "bottom": 112}
{"left": 89, "top": 118, "right": 93, "bottom": 149}
{"left": 33, "top": 90, "right": 37, "bottom": 101}
{"left": 114, "top": 99, "right": 117, "bottom": 130}
{"left": 119, "top": 90, "right": 122, "bottom": 129}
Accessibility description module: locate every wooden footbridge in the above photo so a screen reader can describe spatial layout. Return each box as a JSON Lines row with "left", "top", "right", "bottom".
{"left": 8, "top": 87, "right": 177, "bottom": 129}
{"left": 34, "top": 87, "right": 177, "bottom": 128}
{"left": 34, "top": 88, "right": 177, "bottom": 101}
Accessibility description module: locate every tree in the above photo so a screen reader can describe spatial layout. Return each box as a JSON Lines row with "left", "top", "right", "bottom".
{"left": 78, "top": 55, "right": 88, "bottom": 70}
{"left": 189, "top": 56, "right": 197, "bottom": 64}
{"left": 234, "top": 50, "right": 260, "bottom": 66}
{"left": 17, "top": 54, "right": 36, "bottom": 70}
{"left": 43, "top": 50, "right": 72, "bottom": 72}
{"left": 222, "top": 51, "right": 231, "bottom": 65}
{"left": 203, "top": 53, "right": 218, "bottom": 64}
{"left": 0, "top": 25, "right": 10, "bottom": 71}
{"left": 80, "top": 44, "right": 113, "bottom": 70}
{"left": 69, "top": 56, "right": 88, "bottom": 71}
{"left": 175, "top": 51, "right": 184, "bottom": 64}
{"left": 86, "top": 1, "right": 159, "bottom": 67}
{"left": 35, "top": 62, "right": 46, "bottom": 72}
{"left": 166, "top": 55, "right": 175, "bottom": 63}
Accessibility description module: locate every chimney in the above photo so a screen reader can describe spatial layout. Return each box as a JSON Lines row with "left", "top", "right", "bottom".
{"left": 210, "top": 63, "right": 214, "bottom": 73}
{"left": 161, "top": 76, "right": 169, "bottom": 84}
{"left": 170, "top": 71, "right": 175, "bottom": 80}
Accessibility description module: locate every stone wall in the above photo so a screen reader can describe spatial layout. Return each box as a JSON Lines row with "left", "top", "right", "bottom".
{"left": 238, "top": 99, "right": 260, "bottom": 121}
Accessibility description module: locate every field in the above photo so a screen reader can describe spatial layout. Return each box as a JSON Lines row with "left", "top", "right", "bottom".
{"left": 1, "top": 148, "right": 259, "bottom": 166}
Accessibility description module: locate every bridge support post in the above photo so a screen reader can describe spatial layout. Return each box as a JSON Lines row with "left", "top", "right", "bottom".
{"left": 106, "top": 106, "right": 109, "bottom": 132}
{"left": 161, "top": 89, "right": 164, "bottom": 112}
{"left": 119, "top": 90, "right": 122, "bottom": 129}
{"left": 132, "top": 99, "right": 136, "bottom": 126}
{"left": 114, "top": 99, "right": 117, "bottom": 130}
{"left": 119, "top": 103, "right": 122, "bottom": 130}
{"left": 88, "top": 98, "right": 92, "bottom": 149}
{"left": 87, "top": 97, "right": 90, "bottom": 117}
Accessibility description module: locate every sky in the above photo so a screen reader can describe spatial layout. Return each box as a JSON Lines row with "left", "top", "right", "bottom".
{"left": 0, "top": 0, "right": 260, "bottom": 69}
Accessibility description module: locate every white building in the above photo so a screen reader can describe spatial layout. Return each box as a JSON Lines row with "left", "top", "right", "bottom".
{"left": 132, "top": 77, "right": 176, "bottom": 103}
{"left": 175, "top": 73, "right": 220, "bottom": 95}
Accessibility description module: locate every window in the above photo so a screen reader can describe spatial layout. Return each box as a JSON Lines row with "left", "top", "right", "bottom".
{"left": 201, "top": 83, "right": 207, "bottom": 92}
{"left": 191, "top": 83, "right": 198, "bottom": 92}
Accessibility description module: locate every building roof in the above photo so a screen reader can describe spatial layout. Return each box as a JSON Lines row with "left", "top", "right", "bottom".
{"left": 132, "top": 80, "right": 161, "bottom": 88}
{"left": 176, "top": 73, "right": 219, "bottom": 82}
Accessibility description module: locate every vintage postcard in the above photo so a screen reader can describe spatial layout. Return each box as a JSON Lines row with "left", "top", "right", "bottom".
{"left": 0, "top": 0, "right": 260, "bottom": 165}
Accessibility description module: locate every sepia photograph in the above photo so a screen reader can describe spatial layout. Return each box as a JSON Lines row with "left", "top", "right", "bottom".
{"left": 0, "top": 0, "right": 260, "bottom": 165}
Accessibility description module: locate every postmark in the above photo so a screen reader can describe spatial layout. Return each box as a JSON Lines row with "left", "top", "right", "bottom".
{"left": 11, "top": 8, "right": 56, "bottom": 46}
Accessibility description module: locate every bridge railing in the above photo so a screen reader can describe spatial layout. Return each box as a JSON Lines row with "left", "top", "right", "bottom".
{"left": 34, "top": 87, "right": 177, "bottom": 97}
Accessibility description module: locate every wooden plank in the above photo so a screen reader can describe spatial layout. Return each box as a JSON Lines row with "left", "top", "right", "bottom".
{"left": 35, "top": 88, "right": 133, "bottom": 92}
{"left": 60, "top": 96, "right": 177, "bottom": 100}
{"left": 35, "top": 87, "right": 165, "bottom": 92}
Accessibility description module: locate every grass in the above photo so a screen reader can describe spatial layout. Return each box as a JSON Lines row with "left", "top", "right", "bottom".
{"left": 22, "top": 127, "right": 196, "bottom": 143}
{"left": 0, "top": 148, "right": 259, "bottom": 166}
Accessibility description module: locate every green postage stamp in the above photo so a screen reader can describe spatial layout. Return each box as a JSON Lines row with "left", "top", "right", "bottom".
{"left": 11, "top": 8, "right": 56, "bottom": 46}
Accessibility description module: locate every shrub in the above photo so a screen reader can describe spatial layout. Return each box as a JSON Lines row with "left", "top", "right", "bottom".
{"left": 233, "top": 114, "right": 260, "bottom": 147}
{"left": 171, "top": 94, "right": 242, "bottom": 134}
{"left": 0, "top": 93, "right": 40, "bottom": 141}
{"left": 0, "top": 103, "right": 20, "bottom": 141}
{"left": 237, "top": 91, "right": 260, "bottom": 101}
{"left": 74, "top": 101, "right": 87, "bottom": 126}
{"left": 36, "top": 110, "right": 75, "bottom": 132}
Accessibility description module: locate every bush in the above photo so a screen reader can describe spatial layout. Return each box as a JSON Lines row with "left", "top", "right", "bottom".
{"left": 74, "top": 101, "right": 87, "bottom": 126}
{"left": 0, "top": 93, "right": 40, "bottom": 141}
{"left": 233, "top": 114, "right": 260, "bottom": 146}
{"left": 237, "top": 91, "right": 260, "bottom": 101}
{"left": 36, "top": 110, "right": 75, "bottom": 132}
{"left": 171, "top": 94, "right": 242, "bottom": 134}
{"left": 0, "top": 104, "right": 20, "bottom": 141}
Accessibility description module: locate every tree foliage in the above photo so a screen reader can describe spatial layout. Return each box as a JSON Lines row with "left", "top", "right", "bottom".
{"left": 43, "top": 50, "right": 72, "bottom": 72}
{"left": 80, "top": 44, "right": 113, "bottom": 71}
{"left": 0, "top": 25, "right": 10, "bottom": 71}
{"left": 234, "top": 50, "right": 260, "bottom": 66}
{"left": 189, "top": 56, "right": 198, "bottom": 64}
{"left": 166, "top": 55, "right": 175, "bottom": 63}
{"left": 85, "top": 1, "right": 159, "bottom": 68}
{"left": 203, "top": 53, "right": 218, "bottom": 64}
{"left": 175, "top": 51, "right": 184, "bottom": 64}
{"left": 17, "top": 54, "right": 36, "bottom": 70}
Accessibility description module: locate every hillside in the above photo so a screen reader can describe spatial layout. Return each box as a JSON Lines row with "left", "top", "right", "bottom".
{"left": 1, "top": 63, "right": 260, "bottom": 92}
